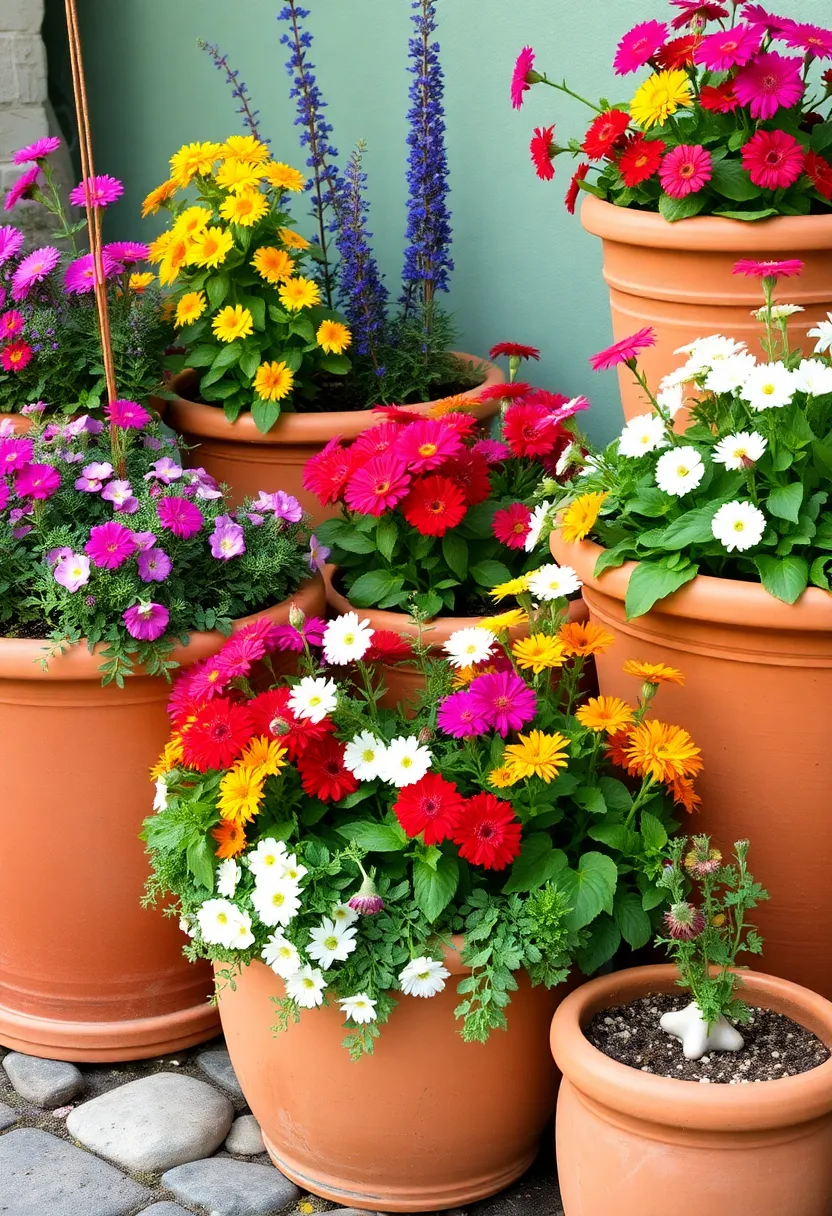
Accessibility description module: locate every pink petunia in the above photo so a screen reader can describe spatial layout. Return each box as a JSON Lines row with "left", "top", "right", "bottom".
{"left": 105, "top": 399, "right": 151, "bottom": 429}
{"left": 157, "top": 495, "right": 205, "bottom": 539}
{"left": 123, "top": 601, "right": 169, "bottom": 641}
{"left": 614, "top": 20, "right": 668, "bottom": 74}
{"left": 69, "top": 175, "right": 124, "bottom": 209}
{"left": 693, "top": 22, "right": 761, "bottom": 70}
{"left": 0, "top": 310, "right": 24, "bottom": 339}
{"left": 85, "top": 521, "right": 137, "bottom": 569}
{"left": 733, "top": 258, "right": 804, "bottom": 280}
{"left": 209, "top": 515, "right": 246, "bottom": 560}
{"left": 511, "top": 46, "right": 537, "bottom": 110}
{"left": 13, "top": 137, "right": 61, "bottom": 165}
{"left": 659, "top": 144, "right": 713, "bottom": 198}
{"left": 101, "top": 479, "right": 138, "bottom": 513}
{"left": 53, "top": 552, "right": 90, "bottom": 592}
{"left": 590, "top": 327, "right": 656, "bottom": 371}
{"left": 492, "top": 502, "right": 532, "bottom": 550}
{"left": 15, "top": 462, "right": 60, "bottom": 500}
{"left": 741, "top": 129, "right": 805, "bottom": 190}
{"left": 11, "top": 246, "right": 60, "bottom": 301}
{"left": 4, "top": 165, "right": 40, "bottom": 212}
{"left": 0, "top": 226, "right": 24, "bottom": 266}
{"left": 137, "top": 547, "right": 172, "bottom": 583}
{"left": 733, "top": 52, "right": 804, "bottom": 120}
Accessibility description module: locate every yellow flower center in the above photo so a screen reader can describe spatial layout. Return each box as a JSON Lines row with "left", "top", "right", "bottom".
{"left": 419, "top": 443, "right": 437, "bottom": 457}
{"left": 324, "top": 936, "right": 338, "bottom": 950}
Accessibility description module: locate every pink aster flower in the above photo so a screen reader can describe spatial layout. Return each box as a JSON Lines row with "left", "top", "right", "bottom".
{"left": 0, "top": 437, "right": 34, "bottom": 471}
{"left": 733, "top": 257, "right": 804, "bottom": 279}
{"left": 53, "top": 552, "right": 90, "bottom": 592}
{"left": 209, "top": 515, "right": 246, "bottom": 560}
{"left": 344, "top": 454, "right": 411, "bottom": 516}
{"left": 11, "top": 246, "right": 60, "bottom": 300}
{"left": 659, "top": 144, "right": 713, "bottom": 198}
{"left": 0, "top": 339, "right": 33, "bottom": 372}
{"left": 0, "top": 310, "right": 24, "bottom": 339}
{"left": 733, "top": 51, "right": 804, "bottom": 120}
{"left": 101, "top": 479, "right": 138, "bottom": 513}
{"left": 63, "top": 251, "right": 124, "bottom": 294}
{"left": 469, "top": 670, "right": 537, "bottom": 738}
{"left": 393, "top": 417, "right": 464, "bottom": 471}
{"left": 693, "top": 22, "right": 761, "bottom": 70}
{"left": 123, "top": 601, "right": 170, "bottom": 641}
{"left": 85, "top": 521, "right": 137, "bottom": 569}
{"left": 15, "top": 462, "right": 60, "bottom": 499}
{"left": 614, "top": 20, "right": 668, "bottom": 74}
{"left": 137, "top": 546, "right": 172, "bottom": 583}
{"left": 4, "top": 165, "right": 40, "bottom": 212}
{"left": 14, "top": 137, "right": 61, "bottom": 165}
{"left": 69, "top": 174, "right": 124, "bottom": 209}
{"left": 670, "top": 1, "right": 728, "bottom": 29}
{"left": 102, "top": 240, "right": 150, "bottom": 265}
{"left": 590, "top": 327, "right": 656, "bottom": 371}
{"left": 472, "top": 438, "right": 511, "bottom": 465}
{"left": 741, "top": 129, "right": 804, "bottom": 190}
{"left": 511, "top": 46, "right": 537, "bottom": 109}
{"left": 105, "top": 399, "right": 151, "bottom": 429}
{"left": 157, "top": 495, "right": 205, "bottom": 539}
{"left": 272, "top": 616, "right": 327, "bottom": 653}
{"left": 0, "top": 226, "right": 24, "bottom": 266}
{"left": 437, "top": 690, "right": 491, "bottom": 739}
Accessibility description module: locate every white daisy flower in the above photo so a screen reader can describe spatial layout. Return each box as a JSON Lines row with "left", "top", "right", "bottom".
{"left": 196, "top": 898, "right": 247, "bottom": 948}
{"left": 377, "top": 736, "right": 433, "bottom": 787}
{"left": 262, "top": 932, "right": 302, "bottom": 979}
{"left": 617, "top": 413, "right": 669, "bottom": 459}
{"left": 674, "top": 334, "right": 747, "bottom": 372}
{"left": 656, "top": 379, "right": 685, "bottom": 416}
{"left": 285, "top": 965, "right": 327, "bottom": 1008}
{"left": 247, "top": 837, "right": 288, "bottom": 881}
{"left": 711, "top": 501, "right": 766, "bottom": 553}
{"left": 399, "top": 956, "right": 451, "bottom": 999}
{"left": 555, "top": 444, "right": 578, "bottom": 477}
{"left": 153, "top": 776, "right": 169, "bottom": 813}
{"left": 250, "top": 877, "right": 302, "bottom": 928}
{"left": 229, "top": 910, "right": 255, "bottom": 950}
{"left": 527, "top": 563, "right": 582, "bottom": 602}
{"left": 740, "top": 362, "right": 795, "bottom": 411}
{"left": 712, "top": 432, "right": 767, "bottom": 471}
{"left": 654, "top": 446, "right": 705, "bottom": 497}
{"left": 332, "top": 902, "right": 359, "bottom": 927}
{"left": 307, "top": 917, "right": 358, "bottom": 969}
{"left": 523, "top": 500, "right": 552, "bottom": 553}
{"left": 179, "top": 915, "right": 195, "bottom": 938}
{"left": 753, "top": 303, "right": 804, "bottom": 321}
{"left": 343, "top": 730, "right": 387, "bottom": 781}
{"left": 322, "top": 612, "right": 374, "bottom": 665}
{"left": 442, "top": 627, "right": 496, "bottom": 669}
{"left": 274, "top": 852, "right": 307, "bottom": 884}
{"left": 703, "top": 352, "right": 758, "bottom": 395}
{"left": 288, "top": 675, "right": 338, "bottom": 723}
{"left": 216, "top": 858, "right": 241, "bottom": 899}
{"left": 807, "top": 313, "right": 832, "bottom": 355}
{"left": 792, "top": 358, "right": 832, "bottom": 397}
{"left": 339, "top": 993, "right": 378, "bottom": 1024}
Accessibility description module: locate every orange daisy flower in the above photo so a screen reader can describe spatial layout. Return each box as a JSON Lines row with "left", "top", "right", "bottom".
{"left": 211, "top": 819, "right": 247, "bottom": 859}
{"left": 668, "top": 774, "right": 701, "bottom": 814}
{"left": 575, "top": 695, "right": 634, "bottom": 735}
{"left": 624, "top": 720, "right": 702, "bottom": 784}
{"left": 428, "top": 394, "right": 477, "bottom": 418}
{"left": 605, "top": 729, "right": 638, "bottom": 774}
{"left": 622, "top": 659, "right": 685, "bottom": 686}
{"left": 558, "top": 620, "right": 615, "bottom": 657}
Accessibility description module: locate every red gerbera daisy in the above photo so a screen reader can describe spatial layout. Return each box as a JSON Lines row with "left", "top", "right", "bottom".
{"left": 302, "top": 437, "right": 356, "bottom": 505}
{"left": 181, "top": 698, "right": 254, "bottom": 772}
{"left": 581, "top": 110, "right": 630, "bottom": 161}
{"left": 439, "top": 449, "right": 492, "bottom": 505}
{"left": 492, "top": 502, "right": 532, "bottom": 549}
{"left": 478, "top": 381, "right": 530, "bottom": 404}
{"left": 248, "top": 687, "right": 333, "bottom": 760}
{"left": 453, "top": 793, "right": 523, "bottom": 870}
{"left": 502, "top": 401, "right": 558, "bottom": 459}
{"left": 402, "top": 474, "right": 467, "bottom": 537}
{"left": 371, "top": 403, "right": 420, "bottom": 423}
{"left": 488, "top": 342, "right": 541, "bottom": 361}
{"left": 344, "top": 453, "right": 412, "bottom": 516}
{"left": 655, "top": 34, "right": 700, "bottom": 69}
{"left": 740, "top": 129, "right": 804, "bottom": 190}
{"left": 393, "top": 773, "right": 465, "bottom": 844}
{"left": 364, "top": 629, "right": 414, "bottom": 663}
{"left": 698, "top": 80, "right": 740, "bottom": 112}
{"left": 618, "top": 136, "right": 665, "bottom": 187}
{"left": 669, "top": 1, "right": 728, "bottom": 31}
{"left": 297, "top": 736, "right": 359, "bottom": 802}
{"left": 530, "top": 126, "right": 556, "bottom": 180}
{"left": 565, "top": 163, "right": 590, "bottom": 214}
{"left": 805, "top": 150, "right": 832, "bottom": 201}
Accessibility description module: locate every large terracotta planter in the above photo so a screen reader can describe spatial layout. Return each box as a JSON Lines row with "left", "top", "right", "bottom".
{"left": 551, "top": 964, "right": 832, "bottom": 1216}
{"left": 218, "top": 945, "right": 568, "bottom": 1212}
{"left": 0, "top": 575, "right": 325, "bottom": 1062}
{"left": 0, "top": 412, "right": 31, "bottom": 435}
{"left": 581, "top": 195, "right": 832, "bottom": 420}
{"left": 552, "top": 532, "right": 832, "bottom": 1000}
{"left": 166, "top": 353, "right": 504, "bottom": 523}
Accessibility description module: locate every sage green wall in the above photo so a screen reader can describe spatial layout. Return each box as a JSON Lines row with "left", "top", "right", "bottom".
{"left": 77, "top": 0, "right": 826, "bottom": 440}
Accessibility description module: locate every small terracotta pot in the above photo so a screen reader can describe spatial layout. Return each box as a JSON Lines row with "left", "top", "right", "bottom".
{"left": 166, "top": 353, "right": 504, "bottom": 523}
{"left": 0, "top": 412, "right": 31, "bottom": 434}
{"left": 551, "top": 531, "right": 832, "bottom": 1000}
{"left": 551, "top": 964, "right": 832, "bottom": 1216}
{"left": 0, "top": 575, "right": 325, "bottom": 1062}
{"left": 218, "top": 944, "right": 570, "bottom": 1212}
{"left": 581, "top": 196, "right": 832, "bottom": 420}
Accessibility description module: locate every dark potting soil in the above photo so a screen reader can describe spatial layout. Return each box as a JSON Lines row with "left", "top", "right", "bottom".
{"left": 1, "top": 618, "right": 52, "bottom": 640}
{"left": 585, "top": 992, "right": 830, "bottom": 1084}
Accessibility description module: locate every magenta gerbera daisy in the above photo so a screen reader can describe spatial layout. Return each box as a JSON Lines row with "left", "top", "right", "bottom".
{"left": 157, "top": 495, "right": 205, "bottom": 539}
{"left": 469, "top": 670, "right": 537, "bottom": 738}
{"left": 394, "top": 417, "right": 463, "bottom": 472}
{"left": 511, "top": 46, "right": 537, "bottom": 110}
{"left": 13, "top": 136, "right": 61, "bottom": 165}
{"left": 733, "top": 51, "right": 804, "bottom": 120}
{"left": 739, "top": 4, "right": 789, "bottom": 34}
{"left": 590, "top": 327, "right": 656, "bottom": 371}
{"left": 740, "top": 129, "right": 805, "bottom": 190}
{"left": 0, "top": 226, "right": 24, "bottom": 266}
{"left": 85, "top": 521, "right": 137, "bottom": 569}
{"left": 780, "top": 20, "right": 832, "bottom": 60}
{"left": 530, "top": 126, "right": 556, "bottom": 180}
{"left": 733, "top": 257, "right": 804, "bottom": 280}
{"left": 693, "top": 22, "right": 761, "bottom": 70}
{"left": 69, "top": 175, "right": 124, "bottom": 209}
{"left": 659, "top": 144, "right": 712, "bottom": 198}
{"left": 437, "top": 690, "right": 490, "bottom": 739}
{"left": 103, "top": 241, "right": 151, "bottom": 265}
{"left": 613, "top": 20, "right": 668, "bottom": 75}
{"left": 343, "top": 454, "right": 411, "bottom": 516}
{"left": 4, "top": 165, "right": 40, "bottom": 212}
{"left": 11, "top": 246, "right": 60, "bottom": 301}
{"left": 105, "top": 399, "right": 152, "bottom": 429}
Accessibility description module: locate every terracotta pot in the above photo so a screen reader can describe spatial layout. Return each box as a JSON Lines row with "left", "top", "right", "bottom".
{"left": 0, "top": 575, "right": 325, "bottom": 1062}
{"left": 551, "top": 532, "right": 832, "bottom": 1000}
{"left": 166, "top": 353, "right": 504, "bottom": 523}
{"left": 581, "top": 195, "right": 832, "bottom": 420}
{"left": 0, "top": 412, "right": 31, "bottom": 434}
{"left": 551, "top": 964, "right": 832, "bottom": 1216}
{"left": 218, "top": 945, "right": 569, "bottom": 1212}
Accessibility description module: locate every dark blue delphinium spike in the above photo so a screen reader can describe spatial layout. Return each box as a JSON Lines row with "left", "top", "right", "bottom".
{"left": 196, "top": 40, "right": 270, "bottom": 145}
{"left": 335, "top": 142, "right": 389, "bottom": 370}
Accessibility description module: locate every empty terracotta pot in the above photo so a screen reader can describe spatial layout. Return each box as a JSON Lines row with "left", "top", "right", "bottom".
{"left": 166, "top": 353, "right": 504, "bottom": 523}
{"left": 218, "top": 947, "right": 568, "bottom": 1212}
{"left": 551, "top": 532, "right": 832, "bottom": 1001}
{"left": 581, "top": 196, "right": 832, "bottom": 420}
{"left": 551, "top": 965, "right": 832, "bottom": 1216}
{"left": 0, "top": 575, "right": 324, "bottom": 1062}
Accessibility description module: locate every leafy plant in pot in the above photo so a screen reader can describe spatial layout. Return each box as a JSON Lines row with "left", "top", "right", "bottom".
{"left": 142, "top": 598, "right": 699, "bottom": 1207}
{"left": 551, "top": 836, "right": 832, "bottom": 1216}
{"left": 512, "top": 1, "right": 832, "bottom": 416}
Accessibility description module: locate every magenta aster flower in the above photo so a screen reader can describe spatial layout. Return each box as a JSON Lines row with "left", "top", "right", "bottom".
{"left": 11, "top": 245, "right": 60, "bottom": 301}
{"left": 307, "top": 534, "right": 331, "bottom": 572}
{"left": 53, "top": 552, "right": 90, "bottom": 592}
{"left": 0, "top": 436, "right": 33, "bottom": 472}
{"left": 740, "top": 129, "right": 805, "bottom": 190}
{"left": 0, "top": 226, "right": 24, "bottom": 266}
{"left": 590, "top": 327, "right": 656, "bottom": 371}
{"left": 659, "top": 144, "right": 713, "bottom": 198}
{"left": 85, "top": 521, "right": 137, "bottom": 569}
{"left": 69, "top": 174, "right": 124, "bottom": 209}
{"left": 0, "top": 309, "right": 24, "bottom": 339}
{"left": 733, "top": 257, "right": 805, "bottom": 279}
{"left": 733, "top": 52, "right": 804, "bottom": 120}
{"left": 15, "top": 462, "right": 60, "bottom": 500}
{"left": 614, "top": 20, "right": 668, "bottom": 74}
{"left": 143, "top": 457, "right": 182, "bottom": 484}
{"left": 123, "top": 601, "right": 170, "bottom": 641}
{"left": 14, "top": 136, "right": 61, "bottom": 165}
{"left": 437, "top": 689, "right": 491, "bottom": 739}
{"left": 64, "top": 251, "right": 124, "bottom": 295}
{"left": 739, "top": 3, "right": 789, "bottom": 34}
{"left": 101, "top": 479, "right": 138, "bottom": 513}
{"left": 105, "top": 399, "right": 151, "bottom": 429}
{"left": 157, "top": 496, "right": 205, "bottom": 539}
{"left": 469, "top": 670, "right": 537, "bottom": 738}
{"left": 137, "top": 546, "right": 172, "bottom": 583}
{"left": 272, "top": 616, "right": 327, "bottom": 653}
{"left": 102, "top": 240, "right": 150, "bottom": 265}
{"left": 4, "top": 165, "right": 40, "bottom": 212}
{"left": 209, "top": 515, "right": 246, "bottom": 560}
{"left": 511, "top": 46, "right": 537, "bottom": 110}
{"left": 693, "top": 22, "right": 761, "bottom": 70}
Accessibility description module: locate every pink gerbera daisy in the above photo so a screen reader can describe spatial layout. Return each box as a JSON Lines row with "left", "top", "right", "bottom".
{"left": 492, "top": 502, "right": 532, "bottom": 549}
{"left": 394, "top": 417, "right": 463, "bottom": 471}
{"left": 733, "top": 52, "right": 804, "bottom": 120}
{"left": 69, "top": 175, "right": 124, "bottom": 209}
{"left": 670, "top": 1, "right": 728, "bottom": 30}
{"left": 103, "top": 241, "right": 151, "bottom": 265}
{"left": 437, "top": 690, "right": 490, "bottom": 739}
{"left": 472, "top": 438, "right": 511, "bottom": 465}
{"left": 13, "top": 137, "right": 61, "bottom": 165}
{"left": 659, "top": 144, "right": 712, "bottom": 198}
{"left": 105, "top": 399, "right": 151, "bottom": 429}
{"left": 488, "top": 343, "right": 540, "bottom": 361}
{"left": 613, "top": 20, "right": 668, "bottom": 74}
{"left": 11, "top": 246, "right": 60, "bottom": 301}
{"left": 590, "top": 327, "right": 656, "bottom": 371}
{"left": 693, "top": 22, "right": 761, "bottom": 70}
{"left": 733, "top": 258, "right": 804, "bottom": 280}
{"left": 779, "top": 20, "right": 832, "bottom": 59}
{"left": 511, "top": 46, "right": 537, "bottom": 109}
{"left": 0, "top": 310, "right": 24, "bottom": 339}
{"left": 344, "top": 453, "right": 411, "bottom": 516}
{"left": 530, "top": 126, "right": 556, "bottom": 181}
{"left": 0, "top": 226, "right": 24, "bottom": 265}
{"left": 739, "top": 4, "right": 790, "bottom": 34}
{"left": 4, "top": 165, "right": 40, "bottom": 212}
{"left": 740, "top": 129, "right": 805, "bottom": 190}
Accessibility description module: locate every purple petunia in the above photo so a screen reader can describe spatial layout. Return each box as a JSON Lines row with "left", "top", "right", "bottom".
{"left": 137, "top": 547, "right": 172, "bottom": 583}
{"left": 468, "top": 670, "right": 537, "bottom": 738}
{"left": 157, "top": 496, "right": 204, "bottom": 539}
{"left": 101, "top": 479, "right": 138, "bottom": 513}
{"left": 307, "top": 533, "right": 330, "bottom": 572}
{"left": 63, "top": 414, "right": 105, "bottom": 439}
{"left": 209, "top": 514, "right": 246, "bottom": 560}
{"left": 123, "top": 601, "right": 169, "bottom": 641}
{"left": 252, "top": 489, "right": 303, "bottom": 523}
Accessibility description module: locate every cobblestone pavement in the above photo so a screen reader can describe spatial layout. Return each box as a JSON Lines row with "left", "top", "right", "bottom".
{"left": 0, "top": 1038, "right": 564, "bottom": 1216}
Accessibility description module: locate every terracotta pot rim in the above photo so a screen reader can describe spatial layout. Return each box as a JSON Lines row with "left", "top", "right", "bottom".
{"left": 581, "top": 194, "right": 832, "bottom": 253}
{"left": 0, "top": 573, "right": 324, "bottom": 681}
{"left": 551, "top": 964, "right": 832, "bottom": 1131}
{"left": 553, "top": 535, "right": 832, "bottom": 631}
{"left": 167, "top": 351, "right": 502, "bottom": 444}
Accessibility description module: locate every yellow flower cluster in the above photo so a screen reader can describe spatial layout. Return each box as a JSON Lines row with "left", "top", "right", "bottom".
{"left": 217, "top": 735, "right": 287, "bottom": 827}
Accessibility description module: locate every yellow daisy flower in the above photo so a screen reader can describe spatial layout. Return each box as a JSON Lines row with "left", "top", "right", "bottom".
{"left": 239, "top": 735, "right": 287, "bottom": 779}
{"left": 316, "top": 319, "right": 352, "bottom": 355}
{"left": 279, "top": 226, "right": 310, "bottom": 250}
{"left": 512, "top": 634, "right": 566, "bottom": 674}
{"left": 629, "top": 70, "right": 692, "bottom": 130}
{"left": 169, "top": 140, "right": 223, "bottom": 187}
{"left": 251, "top": 246, "right": 294, "bottom": 284}
{"left": 253, "top": 360, "right": 294, "bottom": 402}
{"left": 141, "top": 179, "right": 177, "bottom": 217}
{"left": 219, "top": 190, "right": 269, "bottom": 228}
{"left": 172, "top": 205, "right": 212, "bottom": 240}
{"left": 147, "top": 230, "right": 174, "bottom": 264}
{"left": 560, "top": 491, "right": 608, "bottom": 545}
{"left": 504, "top": 730, "right": 570, "bottom": 782}
{"left": 575, "top": 695, "right": 635, "bottom": 735}
{"left": 220, "top": 134, "right": 271, "bottom": 164}
{"left": 488, "top": 765, "right": 520, "bottom": 789}
{"left": 128, "top": 272, "right": 154, "bottom": 292}
{"left": 279, "top": 276, "right": 321, "bottom": 312}
{"left": 217, "top": 764, "right": 265, "bottom": 826}
{"left": 149, "top": 735, "right": 184, "bottom": 781}
{"left": 264, "top": 161, "right": 306, "bottom": 192}
{"left": 175, "top": 291, "right": 207, "bottom": 328}
{"left": 490, "top": 574, "right": 531, "bottom": 601}
{"left": 158, "top": 237, "right": 191, "bottom": 287}
{"left": 212, "top": 304, "right": 254, "bottom": 344}
{"left": 187, "top": 226, "right": 234, "bottom": 269}
{"left": 480, "top": 608, "right": 529, "bottom": 634}
{"left": 215, "top": 159, "right": 264, "bottom": 194}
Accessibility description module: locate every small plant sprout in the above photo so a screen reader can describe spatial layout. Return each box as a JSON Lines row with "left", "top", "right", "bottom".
{"left": 656, "top": 835, "right": 769, "bottom": 1061}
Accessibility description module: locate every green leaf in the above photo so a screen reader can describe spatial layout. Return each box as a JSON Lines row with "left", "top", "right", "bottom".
{"left": 210, "top": 341, "right": 243, "bottom": 374}
{"left": 186, "top": 838, "right": 215, "bottom": 892}
{"left": 810, "top": 554, "right": 832, "bottom": 590}
{"left": 442, "top": 531, "right": 468, "bottom": 581}
{"left": 334, "top": 529, "right": 377, "bottom": 555}
{"left": 713, "top": 207, "right": 778, "bottom": 221}
{"left": 413, "top": 854, "right": 459, "bottom": 922}
{"left": 642, "top": 883, "right": 668, "bottom": 911}
{"left": 588, "top": 822, "right": 639, "bottom": 852}
{"left": 335, "top": 821, "right": 407, "bottom": 852}
{"left": 348, "top": 570, "right": 403, "bottom": 607}
{"left": 753, "top": 554, "right": 809, "bottom": 604}
{"left": 640, "top": 811, "right": 668, "bottom": 854}
{"left": 414, "top": 590, "right": 443, "bottom": 618}
{"left": 251, "top": 398, "right": 281, "bottom": 434}
{"left": 624, "top": 558, "right": 698, "bottom": 619}
{"left": 376, "top": 517, "right": 398, "bottom": 563}
{"left": 766, "top": 482, "right": 804, "bottom": 524}
{"left": 593, "top": 540, "right": 637, "bottom": 577}
{"left": 470, "top": 560, "right": 512, "bottom": 588}
{"left": 289, "top": 315, "right": 315, "bottom": 342}
{"left": 613, "top": 888, "right": 652, "bottom": 950}
{"left": 239, "top": 347, "right": 260, "bottom": 381}
{"left": 186, "top": 343, "right": 221, "bottom": 368}
{"left": 658, "top": 192, "right": 706, "bottom": 222}
{"left": 573, "top": 786, "right": 606, "bottom": 816}
{"left": 320, "top": 354, "right": 352, "bottom": 375}
{"left": 658, "top": 501, "right": 725, "bottom": 548}
{"left": 709, "top": 157, "right": 760, "bottom": 202}
{"left": 206, "top": 274, "right": 229, "bottom": 310}
{"left": 558, "top": 852, "right": 618, "bottom": 931}
{"left": 239, "top": 295, "right": 266, "bottom": 330}
{"left": 597, "top": 776, "right": 632, "bottom": 814}
{"left": 503, "top": 833, "right": 568, "bottom": 894}
{"left": 576, "top": 914, "right": 621, "bottom": 975}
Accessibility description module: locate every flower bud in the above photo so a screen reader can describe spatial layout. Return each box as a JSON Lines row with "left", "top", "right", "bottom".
{"left": 348, "top": 874, "right": 385, "bottom": 916}
{"left": 418, "top": 726, "right": 434, "bottom": 745}
{"left": 269, "top": 714, "right": 291, "bottom": 737}
{"left": 288, "top": 603, "right": 306, "bottom": 630}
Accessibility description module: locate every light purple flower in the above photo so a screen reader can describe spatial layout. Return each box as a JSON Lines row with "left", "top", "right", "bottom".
{"left": 143, "top": 435, "right": 163, "bottom": 451}
{"left": 251, "top": 490, "right": 303, "bottom": 523}
{"left": 209, "top": 515, "right": 246, "bottom": 560}
{"left": 131, "top": 531, "right": 157, "bottom": 552}
{"left": 102, "top": 479, "right": 138, "bottom": 513}
{"left": 46, "top": 546, "right": 72, "bottom": 567}
{"left": 74, "top": 461, "right": 113, "bottom": 493}
{"left": 247, "top": 512, "right": 265, "bottom": 526}
{"left": 137, "top": 547, "right": 172, "bottom": 583}
{"left": 308, "top": 534, "right": 330, "bottom": 572}
{"left": 183, "top": 467, "right": 223, "bottom": 500}
{"left": 20, "top": 401, "right": 46, "bottom": 416}
{"left": 54, "top": 552, "right": 91, "bottom": 592}
{"left": 60, "top": 450, "right": 84, "bottom": 464}
{"left": 63, "top": 414, "right": 104, "bottom": 438}
{"left": 144, "top": 457, "right": 182, "bottom": 484}
{"left": 123, "top": 601, "right": 169, "bottom": 641}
